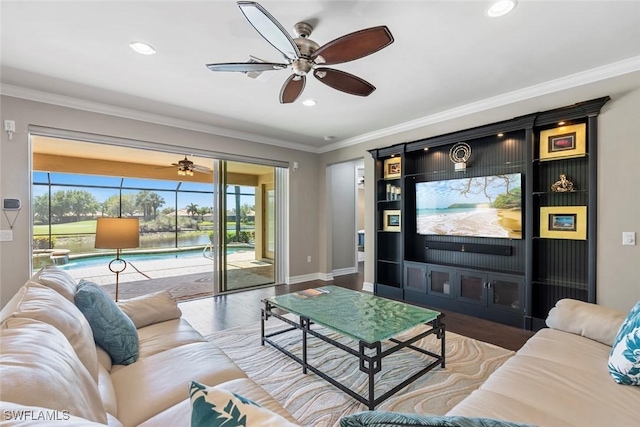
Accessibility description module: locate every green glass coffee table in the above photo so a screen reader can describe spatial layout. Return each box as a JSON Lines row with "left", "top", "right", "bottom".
{"left": 261, "top": 286, "right": 445, "bottom": 410}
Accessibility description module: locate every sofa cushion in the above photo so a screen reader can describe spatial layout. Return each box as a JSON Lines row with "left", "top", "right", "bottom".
{"left": 608, "top": 300, "right": 640, "bottom": 385}
{"left": 137, "top": 378, "right": 299, "bottom": 427}
{"left": 340, "top": 411, "right": 534, "bottom": 427}
{"left": 546, "top": 298, "right": 626, "bottom": 346}
{"left": 448, "top": 328, "right": 640, "bottom": 426}
{"left": 32, "top": 265, "right": 78, "bottom": 302}
{"left": 117, "top": 290, "right": 182, "bottom": 329}
{"left": 75, "top": 279, "right": 139, "bottom": 365}
{"left": 5, "top": 282, "right": 99, "bottom": 381}
{"left": 189, "top": 381, "right": 299, "bottom": 427}
{"left": 110, "top": 341, "right": 247, "bottom": 427}
{"left": 0, "top": 317, "right": 107, "bottom": 424}
{"left": 136, "top": 318, "right": 206, "bottom": 360}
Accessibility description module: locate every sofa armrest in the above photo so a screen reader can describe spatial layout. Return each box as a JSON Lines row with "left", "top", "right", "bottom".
{"left": 545, "top": 298, "right": 626, "bottom": 346}
{"left": 117, "top": 291, "right": 182, "bottom": 329}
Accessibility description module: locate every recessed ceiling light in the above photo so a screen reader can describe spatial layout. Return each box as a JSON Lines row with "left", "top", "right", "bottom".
{"left": 129, "top": 41, "right": 156, "bottom": 55}
{"left": 498, "top": 133, "right": 504, "bottom": 137}
{"left": 324, "top": 136, "right": 335, "bottom": 141}
{"left": 558, "top": 121, "right": 566, "bottom": 126}
{"left": 486, "top": 0, "right": 517, "bottom": 17}
{"left": 302, "top": 99, "right": 317, "bottom": 107}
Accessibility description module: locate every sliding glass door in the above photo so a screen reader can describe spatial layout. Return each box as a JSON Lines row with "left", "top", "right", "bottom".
{"left": 220, "top": 161, "right": 276, "bottom": 292}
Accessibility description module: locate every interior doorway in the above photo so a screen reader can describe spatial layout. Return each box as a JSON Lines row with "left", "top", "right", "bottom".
{"left": 356, "top": 160, "right": 365, "bottom": 279}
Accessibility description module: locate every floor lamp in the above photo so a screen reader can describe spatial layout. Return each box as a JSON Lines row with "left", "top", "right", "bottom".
{"left": 94, "top": 217, "right": 140, "bottom": 302}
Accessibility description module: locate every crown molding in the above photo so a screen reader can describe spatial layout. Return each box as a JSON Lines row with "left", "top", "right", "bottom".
{"left": 0, "top": 84, "right": 321, "bottom": 154}
{"left": 318, "top": 55, "right": 640, "bottom": 153}
{"left": 4, "top": 55, "right": 640, "bottom": 156}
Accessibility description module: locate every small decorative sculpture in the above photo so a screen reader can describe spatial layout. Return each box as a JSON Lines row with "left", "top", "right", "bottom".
{"left": 551, "top": 174, "right": 575, "bottom": 192}
{"left": 449, "top": 142, "right": 471, "bottom": 172}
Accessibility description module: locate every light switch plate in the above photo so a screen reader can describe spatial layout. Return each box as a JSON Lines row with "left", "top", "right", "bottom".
{"left": 0, "top": 230, "right": 13, "bottom": 242}
{"left": 622, "top": 231, "right": 636, "bottom": 246}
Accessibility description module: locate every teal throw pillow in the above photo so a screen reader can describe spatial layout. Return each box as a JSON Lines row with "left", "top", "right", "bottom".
{"left": 608, "top": 300, "right": 640, "bottom": 385}
{"left": 189, "top": 381, "right": 299, "bottom": 427}
{"left": 339, "top": 411, "right": 536, "bottom": 427}
{"left": 74, "top": 279, "right": 139, "bottom": 365}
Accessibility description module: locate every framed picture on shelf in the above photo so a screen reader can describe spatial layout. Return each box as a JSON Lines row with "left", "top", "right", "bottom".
{"left": 383, "top": 210, "right": 401, "bottom": 232}
{"left": 539, "top": 206, "right": 587, "bottom": 240}
{"left": 383, "top": 157, "right": 401, "bottom": 179}
{"left": 539, "top": 123, "right": 586, "bottom": 161}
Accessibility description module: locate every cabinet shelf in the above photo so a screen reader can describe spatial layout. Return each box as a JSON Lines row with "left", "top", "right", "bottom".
{"left": 533, "top": 153, "right": 589, "bottom": 163}
{"left": 532, "top": 190, "right": 588, "bottom": 196}
{"left": 532, "top": 236, "right": 589, "bottom": 242}
{"left": 377, "top": 199, "right": 402, "bottom": 204}
{"left": 378, "top": 259, "right": 400, "bottom": 265}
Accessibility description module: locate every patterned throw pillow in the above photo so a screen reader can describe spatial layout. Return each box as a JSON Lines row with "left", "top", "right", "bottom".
{"left": 189, "top": 381, "right": 299, "bottom": 427}
{"left": 608, "top": 300, "right": 640, "bottom": 385}
{"left": 339, "top": 411, "right": 535, "bottom": 427}
{"left": 74, "top": 279, "right": 139, "bottom": 365}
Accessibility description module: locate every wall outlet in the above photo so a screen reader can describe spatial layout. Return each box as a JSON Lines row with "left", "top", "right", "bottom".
{"left": 622, "top": 231, "right": 636, "bottom": 246}
{"left": 0, "top": 230, "right": 14, "bottom": 242}
{"left": 307, "top": 256, "right": 311, "bottom": 263}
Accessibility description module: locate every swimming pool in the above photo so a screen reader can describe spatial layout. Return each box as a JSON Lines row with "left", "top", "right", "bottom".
{"left": 39, "top": 246, "right": 253, "bottom": 270}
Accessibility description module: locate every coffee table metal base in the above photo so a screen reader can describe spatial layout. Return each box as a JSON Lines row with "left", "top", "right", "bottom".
{"left": 261, "top": 300, "right": 446, "bottom": 410}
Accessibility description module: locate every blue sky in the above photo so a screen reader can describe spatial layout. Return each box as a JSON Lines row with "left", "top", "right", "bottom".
{"left": 416, "top": 174, "right": 521, "bottom": 209}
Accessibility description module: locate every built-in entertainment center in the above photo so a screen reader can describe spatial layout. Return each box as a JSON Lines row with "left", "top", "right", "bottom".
{"left": 369, "top": 97, "right": 609, "bottom": 330}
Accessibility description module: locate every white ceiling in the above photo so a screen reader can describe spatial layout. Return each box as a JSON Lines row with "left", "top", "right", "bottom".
{"left": 2, "top": 1, "right": 640, "bottom": 153}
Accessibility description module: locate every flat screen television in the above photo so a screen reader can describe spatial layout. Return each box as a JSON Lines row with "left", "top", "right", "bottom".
{"left": 415, "top": 173, "right": 522, "bottom": 239}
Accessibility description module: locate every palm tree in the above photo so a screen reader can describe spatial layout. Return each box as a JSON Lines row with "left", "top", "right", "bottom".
{"left": 186, "top": 203, "right": 199, "bottom": 218}
{"left": 148, "top": 192, "right": 165, "bottom": 219}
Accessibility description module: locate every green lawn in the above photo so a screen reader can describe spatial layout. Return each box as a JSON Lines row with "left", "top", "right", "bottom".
{"left": 33, "top": 220, "right": 97, "bottom": 235}
{"left": 34, "top": 219, "right": 256, "bottom": 235}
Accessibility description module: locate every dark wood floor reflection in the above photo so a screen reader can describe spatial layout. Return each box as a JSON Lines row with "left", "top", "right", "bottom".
{"left": 179, "top": 266, "right": 534, "bottom": 352}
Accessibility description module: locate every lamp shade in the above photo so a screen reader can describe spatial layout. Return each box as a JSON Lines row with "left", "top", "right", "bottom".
{"left": 95, "top": 217, "right": 140, "bottom": 249}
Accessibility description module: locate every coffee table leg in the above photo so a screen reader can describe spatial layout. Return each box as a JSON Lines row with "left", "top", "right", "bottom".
{"left": 359, "top": 341, "right": 382, "bottom": 410}
{"left": 301, "top": 317, "right": 309, "bottom": 374}
{"left": 439, "top": 320, "right": 446, "bottom": 368}
{"left": 261, "top": 300, "right": 269, "bottom": 346}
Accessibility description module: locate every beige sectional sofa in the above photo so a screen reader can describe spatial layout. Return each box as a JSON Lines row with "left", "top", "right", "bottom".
{"left": 447, "top": 299, "right": 640, "bottom": 426}
{"left": 0, "top": 266, "right": 297, "bottom": 426}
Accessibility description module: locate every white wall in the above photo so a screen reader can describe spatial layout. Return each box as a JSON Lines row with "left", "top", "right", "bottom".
{"left": 0, "top": 96, "right": 320, "bottom": 306}
{"left": 319, "top": 80, "right": 640, "bottom": 313}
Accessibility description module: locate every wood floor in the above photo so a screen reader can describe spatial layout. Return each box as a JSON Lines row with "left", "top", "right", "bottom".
{"left": 179, "top": 267, "right": 535, "bottom": 352}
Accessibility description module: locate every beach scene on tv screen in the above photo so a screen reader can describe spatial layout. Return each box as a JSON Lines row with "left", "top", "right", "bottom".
{"left": 416, "top": 174, "right": 522, "bottom": 239}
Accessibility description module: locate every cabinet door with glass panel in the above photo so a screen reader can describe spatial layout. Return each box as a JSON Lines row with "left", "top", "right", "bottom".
{"left": 426, "top": 265, "right": 455, "bottom": 299}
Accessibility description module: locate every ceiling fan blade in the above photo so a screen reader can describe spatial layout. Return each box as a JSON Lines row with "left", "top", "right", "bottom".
{"left": 311, "top": 26, "right": 394, "bottom": 65}
{"left": 206, "top": 62, "right": 288, "bottom": 73}
{"left": 192, "top": 165, "right": 213, "bottom": 174}
{"left": 237, "top": 1, "right": 301, "bottom": 61}
{"left": 313, "top": 68, "right": 375, "bottom": 97}
{"left": 280, "top": 74, "right": 306, "bottom": 104}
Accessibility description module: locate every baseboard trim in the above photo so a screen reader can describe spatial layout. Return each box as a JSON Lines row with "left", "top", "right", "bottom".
{"left": 332, "top": 267, "right": 357, "bottom": 277}
{"left": 363, "top": 282, "right": 374, "bottom": 293}
{"left": 286, "top": 272, "right": 333, "bottom": 284}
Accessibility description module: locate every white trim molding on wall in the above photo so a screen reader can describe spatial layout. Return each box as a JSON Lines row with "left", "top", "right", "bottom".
{"left": 286, "top": 272, "right": 333, "bottom": 285}
{"left": 332, "top": 267, "right": 358, "bottom": 277}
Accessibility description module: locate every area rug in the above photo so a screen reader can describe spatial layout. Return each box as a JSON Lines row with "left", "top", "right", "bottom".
{"left": 206, "top": 317, "right": 514, "bottom": 427}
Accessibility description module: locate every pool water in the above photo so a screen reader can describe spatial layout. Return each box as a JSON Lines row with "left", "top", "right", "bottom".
{"left": 48, "top": 246, "right": 252, "bottom": 270}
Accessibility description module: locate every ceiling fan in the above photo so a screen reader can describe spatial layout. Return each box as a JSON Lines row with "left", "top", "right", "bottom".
{"left": 206, "top": 1, "right": 394, "bottom": 104}
{"left": 170, "top": 156, "right": 212, "bottom": 176}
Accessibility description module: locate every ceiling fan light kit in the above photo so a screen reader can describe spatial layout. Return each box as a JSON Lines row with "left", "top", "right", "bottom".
{"left": 171, "top": 156, "right": 212, "bottom": 176}
{"left": 486, "top": 0, "right": 517, "bottom": 18}
{"left": 206, "top": 1, "right": 394, "bottom": 104}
